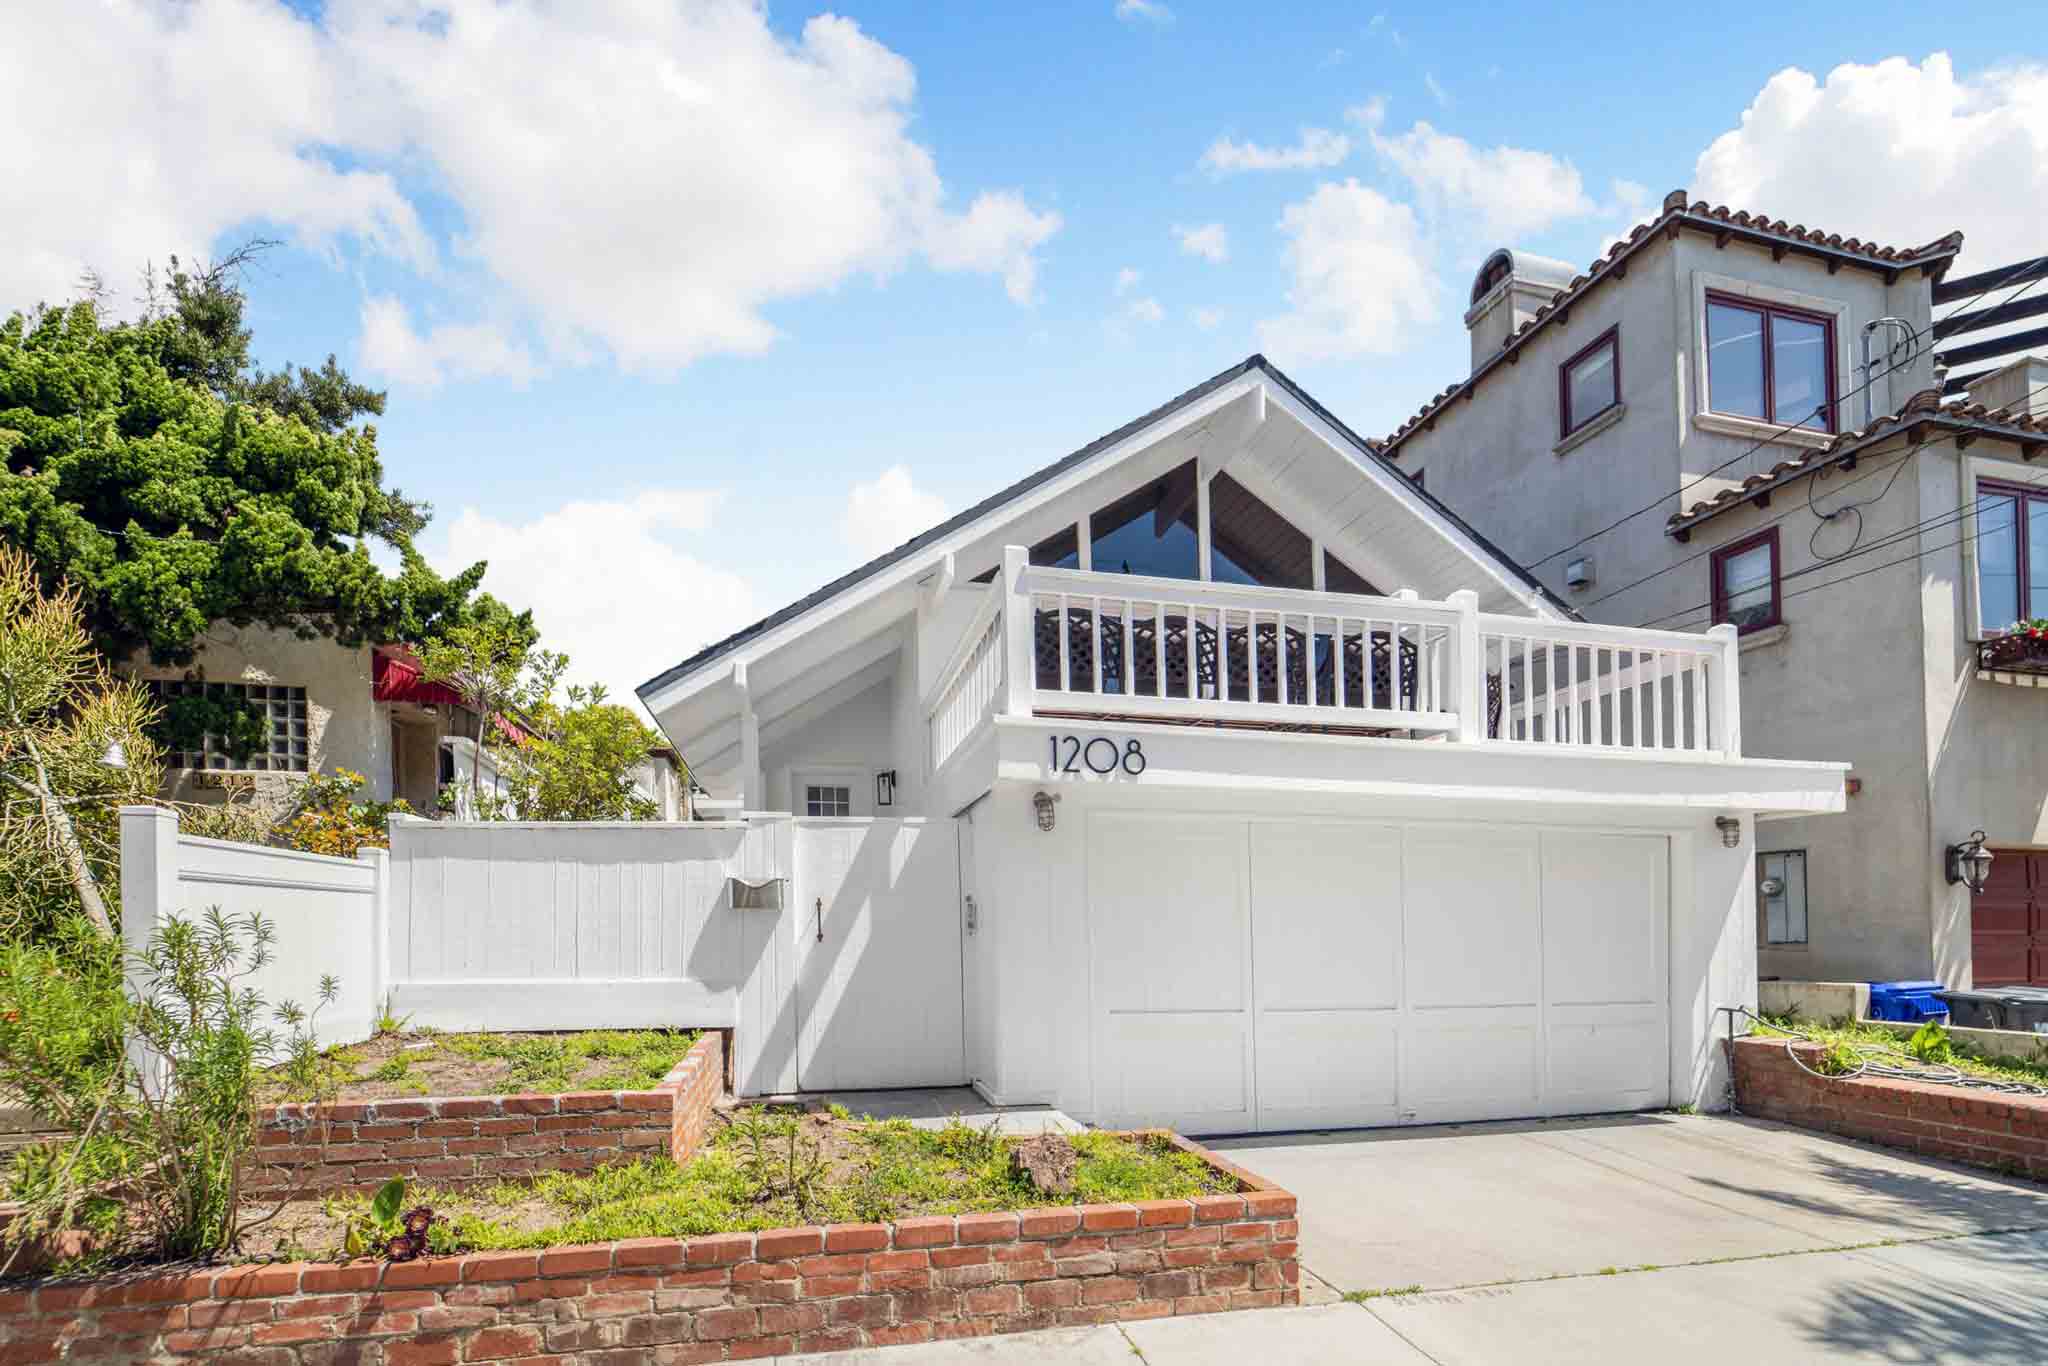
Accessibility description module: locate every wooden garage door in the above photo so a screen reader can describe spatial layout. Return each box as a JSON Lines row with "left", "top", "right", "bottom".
{"left": 1088, "top": 815, "right": 1670, "bottom": 1133}
{"left": 1973, "top": 850, "right": 2048, "bottom": 987}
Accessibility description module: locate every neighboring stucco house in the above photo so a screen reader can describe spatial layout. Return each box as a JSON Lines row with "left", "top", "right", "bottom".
{"left": 129, "top": 627, "right": 685, "bottom": 819}
{"left": 637, "top": 358, "right": 1844, "bottom": 1132}
{"left": 1380, "top": 187, "right": 2048, "bottom": 989}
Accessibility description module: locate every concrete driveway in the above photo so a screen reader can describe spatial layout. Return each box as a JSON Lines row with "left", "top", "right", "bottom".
{"left": 791, "top": 1113, "right": 2048, "bottom": 1364}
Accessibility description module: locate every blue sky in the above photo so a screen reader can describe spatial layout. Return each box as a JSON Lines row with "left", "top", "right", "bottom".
{"left": 8, "top": 1, "right": 2045, "bottom": 703}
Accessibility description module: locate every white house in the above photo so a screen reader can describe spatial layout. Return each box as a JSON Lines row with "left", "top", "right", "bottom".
{"left": 637, "top": 358, "right": 1847, "bottom": 1134}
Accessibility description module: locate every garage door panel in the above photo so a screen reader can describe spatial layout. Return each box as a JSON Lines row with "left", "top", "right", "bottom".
{"left": 1250, "top": 823, "right": 1403, "bottom": 1010}
{"left": 1255, "top": 1010, "right": 1401, "bottom": 1130}
{"left": 1405, "top": 1012, "right": 1543, "bottom": 1123}
{"left": 1547, "top": 1006, "right": 1664, "bottom": 1113}
{"left": 1542, "top": 833, "right": 1662, "bottom": 1006}
{"left": 1093, "top": 820, "right": 1247, "bottom": 1015}
{"left": 1403, "top": 830, "right": 1541, "bottom": 1010}
{"left": 1098, "top": 1014, "right": 1253, "bottom": 1131}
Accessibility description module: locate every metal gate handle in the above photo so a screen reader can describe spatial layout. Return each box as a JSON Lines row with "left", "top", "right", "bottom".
{"left": 815, "top": 897, "right": 824, "bottom": 943}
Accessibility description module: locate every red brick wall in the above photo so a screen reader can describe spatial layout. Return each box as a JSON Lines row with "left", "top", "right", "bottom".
{"left": 0, "top": 1144, "right": 1298, "bottom": 1362}
{"left": 252, "top": 1031, "right": 725, "bottom": 1195}
{"left": 1731, "top": 1036, "right": 2048, "bottom": 1179}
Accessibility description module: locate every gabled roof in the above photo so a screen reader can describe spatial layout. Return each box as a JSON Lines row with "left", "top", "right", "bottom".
{"left": 1379, "top": 188, "right": 1965, "bottom": 458}
{"left": 637, "top": 355, "right": 1575, "bottom": 703}
{"left": 1666, "top": 388, "right": 2048, "bottom": 536}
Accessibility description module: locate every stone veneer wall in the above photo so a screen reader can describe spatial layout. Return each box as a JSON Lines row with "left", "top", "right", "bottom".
{"left": 1732, "top": 1035, "right": 2048, "bottom": 1179}
{"left": 0, "top": 1136, "right": 1297, "bottom": 1362}
{"left": 250, "top": 1030, "right": 726, "bottom": 1195}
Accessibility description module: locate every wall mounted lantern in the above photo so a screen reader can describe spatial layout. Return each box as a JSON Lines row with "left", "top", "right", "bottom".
{"left": 1946, "top": 830, "right": 1995, "bottom": 894}
{"left": 875, "top": 770, "right": 897, "bottom": 808}
{"left": 1032, "top": 790, "right": 1060, "bottom": 832}
{"left": 1715, "top": 816, "right": 1742, "bottom": 848}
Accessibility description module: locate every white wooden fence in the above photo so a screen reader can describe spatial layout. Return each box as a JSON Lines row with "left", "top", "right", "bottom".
{"left": 121, "top": 806, "right": 385, "bottom": 1047}
{"left": 118, "top": 809, "right": 960, "bottom": 1100}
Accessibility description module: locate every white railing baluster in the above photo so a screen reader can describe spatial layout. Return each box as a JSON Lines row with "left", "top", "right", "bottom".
{"left": 1123, "top": 599, "right": 1135, "bottom": 700}
{"left": 1057, "top": 592, "right": 1071, "bottom": 694}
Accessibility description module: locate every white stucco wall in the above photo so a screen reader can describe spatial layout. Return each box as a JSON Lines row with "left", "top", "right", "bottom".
{"left": 127, "top": 624, "right": 390, "bottom": 807}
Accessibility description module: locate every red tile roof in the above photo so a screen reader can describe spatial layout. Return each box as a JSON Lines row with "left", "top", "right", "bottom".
{"left": 1377, "top": 189, "right": 1965, "bottom": 457}
{"left": 1666, "top": 388, "right": 2048, "bottom": 534}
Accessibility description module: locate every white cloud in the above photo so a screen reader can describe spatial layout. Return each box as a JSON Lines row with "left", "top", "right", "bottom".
{"left": 434, "top": 492, "right": 755, "bottom": 707}
{"left": 1422, "top": 73, "right": 1450, "bottom": 109}
{"left": 923, "top": 191, "right": 1063, "bottom": 306}
{"left": 1366, "top": 13, "right": 1407, "bottom": 52}
{"left": 1256, "top": 179, "right": 1439, "bottom": 361}
{"left": 1115, "top": 267, "right": 1142, "bottom": 296}
{"left": 1359, "top": 106, "right": 1594, "bottom": 243}
{"left": 1192, "top": 306, "right": 1225, "bottom": 330}
{"left": 842, "top": 467, "right": 948, "bottom": 561}
{"left": 1693, "top": 53, "right": 2048, "bottom": 273}
{"left": 1, "top": 1, "right": 1060, "bottom": 370}
{"left": 358, "top": 296, "right": 538, "bottom": 389}
{"left": 1175, "top": 223, "right": 1230, "bottom": 264}
{"left": 0, "top": 0, "right": 430, "bottom": 313}
{"left": 1199, "top": 128, "right": 1352, "bottom": 177}
{"left": 1115, "top": 0, "right": 1174, "bottom": 23}
{"left": 1126, "top": 297, "right": 1166, "bottom": 325}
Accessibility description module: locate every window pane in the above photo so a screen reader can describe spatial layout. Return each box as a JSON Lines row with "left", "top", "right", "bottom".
{"left": 1707, "top": 301, "right": 1765, "bottom": 420}
{"left": 1207, "top": 472, "right": 1314, "bottom": 589}
{"left": 1089, "top": 462, "right": 1200, "bottom": 580}
{"left": 1565, "top": 339, "right": 1616, "bottom": 432}
{"left": 1029, "top": 525, "right": 1078, "bottom": 569}
{"left": 1771, "top": 314, "right": 1830, "bottom": 430}
{"left": 1977, "top": 492, "right": 2021, "bottom": 629}
{"left": 2030, "top": 498, "right": 2048, "bottom": 622}
{"left": 1718, "top": 542, "right": 1774, "bottom": 629}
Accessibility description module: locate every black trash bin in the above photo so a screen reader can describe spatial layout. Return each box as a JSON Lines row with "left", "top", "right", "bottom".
{"left": 1935, "top": 989, "right": 2018, "bottom": 1030}
{"left": 1989, "top": 986, "right": 2048, "bottom": 1035}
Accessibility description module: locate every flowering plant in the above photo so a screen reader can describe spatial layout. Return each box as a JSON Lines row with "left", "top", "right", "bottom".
{"left": 1982, "top": 619, "right": 2048, "bottom": 668}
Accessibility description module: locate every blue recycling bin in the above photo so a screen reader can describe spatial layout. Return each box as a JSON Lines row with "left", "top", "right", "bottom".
{"left": 1868, "top": 980, "right": 1950, "bottom": 1024}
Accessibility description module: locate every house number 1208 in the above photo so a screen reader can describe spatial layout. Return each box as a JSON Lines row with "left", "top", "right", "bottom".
{"left": 1050, "top": 735, "right": 1146, "bottom": 776}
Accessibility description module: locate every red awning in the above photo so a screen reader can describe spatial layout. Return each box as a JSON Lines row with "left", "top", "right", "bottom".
{"left": 372, "top": 647, "right": 466, "bottom": 709}
{"left": 372, "top": 647, "right": 536, "bottom": 743}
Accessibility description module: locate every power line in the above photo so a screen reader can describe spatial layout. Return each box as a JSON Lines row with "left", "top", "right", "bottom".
{"left": 1521, "top": 264, "right": 2041, "bottom": 574}
{"left": 1571, "top": 373, "right": 2048, "bottom": 619}
{"left": 1637, "top": 498, "right": 2023, "bottom": 631}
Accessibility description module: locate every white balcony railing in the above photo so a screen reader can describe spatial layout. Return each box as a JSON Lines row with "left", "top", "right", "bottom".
{"left": 923, "top": 546, "right": 1741, "bottom": 771}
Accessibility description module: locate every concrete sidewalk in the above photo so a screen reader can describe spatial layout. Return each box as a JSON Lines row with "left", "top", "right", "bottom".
{"left": 766, "top": 1114, "right": 2048, "bottom": 1363}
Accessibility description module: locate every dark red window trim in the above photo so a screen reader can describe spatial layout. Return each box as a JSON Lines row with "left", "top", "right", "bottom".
{"left": 1711, "top": 525, "right": 1782, "bottom": 634}
{"left": 1977, "top": 478, "right": 2047, "bottom": 626}
{"left": 1704, "top": 292, "right": 1838, "bottom": 434}
{"left": 1558, "top": 325, "right": 1621, "bottom": 439}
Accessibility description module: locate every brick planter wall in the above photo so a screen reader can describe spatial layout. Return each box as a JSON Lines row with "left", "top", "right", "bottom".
{"left": 0, "top": 1137, "right": 1297, "bottom": 1362}
{"left": 1731, "top": 1035, "right": 2048, "bottom": 1180}
{"left": 251, "top": 1030, "right": 725, "bottom": 1195}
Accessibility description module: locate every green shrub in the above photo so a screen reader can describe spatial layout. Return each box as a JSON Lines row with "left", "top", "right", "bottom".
{"left": 0, "top": 909, "right": 337, "bottom": 1267}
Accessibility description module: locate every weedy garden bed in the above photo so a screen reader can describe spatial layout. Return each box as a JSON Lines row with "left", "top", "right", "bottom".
{"left": 243, "top": 1104, "right": 1238, "bottom": 1260}
{"left": 259, "top": 1026, "right": 703, "bottom": 1102}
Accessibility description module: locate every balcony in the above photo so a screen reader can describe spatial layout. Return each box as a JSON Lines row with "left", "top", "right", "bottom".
{"left": 925, "top": 547, "right": 1744, "bottom": 775}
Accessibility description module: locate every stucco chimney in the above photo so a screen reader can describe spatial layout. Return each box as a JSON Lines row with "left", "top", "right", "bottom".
{"left": 1463, "top": 248, "right": 1577, "bottom": 373}
{"left": 1966, "top": 354, "right": 2048, "bottom": 420}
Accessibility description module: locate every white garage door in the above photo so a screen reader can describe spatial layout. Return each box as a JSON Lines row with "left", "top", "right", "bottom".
{"left": 1087, "top": 815, "right": 1668, "bottom": 1134}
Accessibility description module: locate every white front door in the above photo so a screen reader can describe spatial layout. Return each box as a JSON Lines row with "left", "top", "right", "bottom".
{"left": 1087, "top": 815, "right": 1669, "bottom": 1133}
{"left": 793, "top": 819, "right": 965, "bottom": 1091}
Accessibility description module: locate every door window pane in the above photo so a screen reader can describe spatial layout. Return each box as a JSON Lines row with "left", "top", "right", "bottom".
{"left": 1706, "top": 301, "right": 1766, "bottom": 420}
{"left": 1977, "top": 492, "right": 2021, "bottom": 630}
{"left": 1772, "top": 314, "right": 1830, "bottom": 430}
{"left": 1717, "top": 540, "right": 1776, "bottom": 630}
{"left": 2030, "top": 499, "right": 2048, "bottom": 622}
